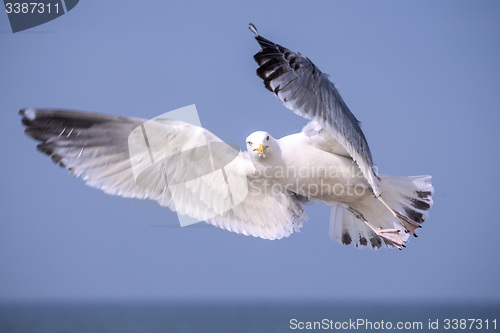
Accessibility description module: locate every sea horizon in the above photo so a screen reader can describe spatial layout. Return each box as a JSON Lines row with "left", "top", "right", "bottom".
{"left": 1, "top": 299, "right": 498, "bottom": 333}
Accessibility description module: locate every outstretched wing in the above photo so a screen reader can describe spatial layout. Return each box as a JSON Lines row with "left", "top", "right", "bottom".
{"left": 249, "top": 24, "right": 380, "bottom": 196}
{"left": 20, "top": 108, "right": 306, "bottom": 240}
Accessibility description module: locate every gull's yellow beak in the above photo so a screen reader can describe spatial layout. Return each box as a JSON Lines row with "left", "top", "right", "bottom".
{"left": 253, "top": 143, "right": 268, "bottom": 157}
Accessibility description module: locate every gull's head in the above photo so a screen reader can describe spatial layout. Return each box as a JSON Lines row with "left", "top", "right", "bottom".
{"left": 246, "top": 131, "right": 278, "bottom": 160}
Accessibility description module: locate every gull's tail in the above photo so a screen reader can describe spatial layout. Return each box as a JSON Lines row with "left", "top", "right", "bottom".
{"left": 329, "top": 175, "right": 434, "bottom": 249}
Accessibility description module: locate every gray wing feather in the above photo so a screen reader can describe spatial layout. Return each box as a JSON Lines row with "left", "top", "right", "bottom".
{"left": 250, "top": 25, "right": 380, "bottom": 196}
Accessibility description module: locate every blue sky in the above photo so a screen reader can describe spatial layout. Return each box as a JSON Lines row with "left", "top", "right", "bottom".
{"left": 1, "top": 0, "right": 499, "bottom": 302}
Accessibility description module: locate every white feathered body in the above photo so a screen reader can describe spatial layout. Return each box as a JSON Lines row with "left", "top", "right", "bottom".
{"left": 246, "top": 127, "right": 433, "bottom": 249}
{"left": 277, "top": 132, "right": 370, "bottom": 205}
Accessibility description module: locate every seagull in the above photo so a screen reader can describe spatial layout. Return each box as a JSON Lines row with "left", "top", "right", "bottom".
{"left": 20, "top": 24, "right": 433, "bottom": 250}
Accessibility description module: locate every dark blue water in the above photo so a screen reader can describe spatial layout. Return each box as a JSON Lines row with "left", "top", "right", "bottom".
{"left": 0, "top": 301, "right": 498, "bottom": 333}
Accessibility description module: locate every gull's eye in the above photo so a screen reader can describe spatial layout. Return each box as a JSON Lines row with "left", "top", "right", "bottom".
{"left": 266, "top": 136, "right": 270, "bottom": 141}
{"left": 247, "top": 141, "right": 253, "bottom": 146}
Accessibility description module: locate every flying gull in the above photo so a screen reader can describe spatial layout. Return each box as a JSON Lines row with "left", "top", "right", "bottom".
{"left": 20, "top": 24, "right": 433, "bottom": 249}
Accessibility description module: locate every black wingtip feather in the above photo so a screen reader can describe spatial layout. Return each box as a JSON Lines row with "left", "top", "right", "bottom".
{"left": 263, "top": 78, "right": 274, "bottom": 93}
{"left": 255, "top": 35, "right": 276, "bottom": 48}
{"left": 35, "top": 143, "right": 66, "bottom": 167}
{"left": 36, "top": 143, "right": 53, "bottom": 155}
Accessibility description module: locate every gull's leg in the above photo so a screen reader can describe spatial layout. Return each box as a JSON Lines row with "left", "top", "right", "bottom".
{"left": 377, "top": 196, "right": 421, "bottom": 236}
{"left": 348, "top": 207, "right": 406, "bottom": 249}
